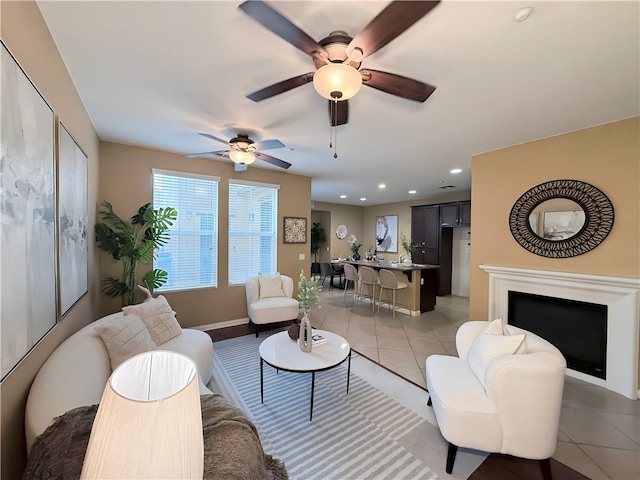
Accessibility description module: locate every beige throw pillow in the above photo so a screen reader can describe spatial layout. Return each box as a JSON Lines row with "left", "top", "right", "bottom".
{"left": 122, "top": 295, "right": 182, "bottom": 345}
{"left": 258, "top": 272, "right": 285, "bottom": 298}
{"left": 95, "top": 315, "right": 157, "bottom": 371}
{"left": 468, "top": 332, "right": 526, "bottom": 386}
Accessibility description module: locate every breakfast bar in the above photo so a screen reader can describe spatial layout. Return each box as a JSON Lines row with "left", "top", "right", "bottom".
{"left": 339, "top": 260, "right": 440, "bottom": 315}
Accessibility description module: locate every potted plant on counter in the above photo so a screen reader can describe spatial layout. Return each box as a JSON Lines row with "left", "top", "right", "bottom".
{"left": 348, "top": 236, "right": 363, "bottom": 261}
{"left": 400, "top": 232, "right": 417, "bottom": 265}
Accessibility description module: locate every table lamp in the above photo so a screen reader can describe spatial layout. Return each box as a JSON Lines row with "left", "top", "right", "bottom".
{"left": 80, "top": 350, "right": 203, "bottom": 479}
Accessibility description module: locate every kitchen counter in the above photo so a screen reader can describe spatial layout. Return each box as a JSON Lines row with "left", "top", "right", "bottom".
{"left": 337, "top": 260, "right": 440, "bottom": 314}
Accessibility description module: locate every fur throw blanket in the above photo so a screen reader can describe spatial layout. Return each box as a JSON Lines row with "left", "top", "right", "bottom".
{"left": 25, "top": 394, "right": 288, "bottom": 480}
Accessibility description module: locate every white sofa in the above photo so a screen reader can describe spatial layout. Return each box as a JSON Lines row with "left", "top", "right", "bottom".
{"left": 25, "top": 311, "right": 214, "bottom": 453}
{"left": 425, "top": 320, "right": 566, "bottom": 478}
{"left": 246, "top": 274, "right": 299, "bottom": 337}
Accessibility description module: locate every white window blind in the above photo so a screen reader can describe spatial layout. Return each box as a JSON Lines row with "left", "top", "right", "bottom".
{"left": 228, "top": 180, "right": 279, "bottom": 285}
{"left": 152, "top": 169, "right": 219, "bottom": 291}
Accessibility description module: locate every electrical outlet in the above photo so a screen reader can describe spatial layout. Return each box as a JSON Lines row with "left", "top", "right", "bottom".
{"left": 299, "top": 253, "right": 305, "bottom": 261}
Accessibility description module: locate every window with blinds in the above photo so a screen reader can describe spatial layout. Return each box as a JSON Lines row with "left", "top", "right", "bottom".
{"left": 152, "top": 169, "right": 219, "bottom": 291}
{"left": 228, "top": 180, "right": 279, "bottom": 285}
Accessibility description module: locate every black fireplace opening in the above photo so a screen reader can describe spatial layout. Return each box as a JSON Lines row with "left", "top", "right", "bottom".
{"left": 508, "top": 291, "right": 607, "bottom": 379}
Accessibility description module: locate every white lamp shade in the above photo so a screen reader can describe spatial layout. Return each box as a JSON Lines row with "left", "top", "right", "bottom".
{"left": 229, "top": 150, "right": 256, "bottom": 164}
{"left": 313, "top": 63, "right": 363, "bottom": 100}
{"left": 80, "top": 351, "right": 204, "bottom": 479}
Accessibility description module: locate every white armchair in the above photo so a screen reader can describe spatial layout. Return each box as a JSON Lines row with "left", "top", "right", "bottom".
{"left": 246, "top": 274, "right": 299, "bottom": 337}
{"left": 425, "top": 320, "right": 566, "bottom": 479}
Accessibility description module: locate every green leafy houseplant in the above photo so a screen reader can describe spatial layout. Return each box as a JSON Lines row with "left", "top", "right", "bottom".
{"left": 95, "top": 201, "right": 178, "bottom": 306}
{"left": 297, "top": 269, "right": 321, "bottom": 314}
{"left": 400, "top": 232, "right": 417, "bottom": 255}
{"left": 310, "top": 222, "right": 326, "bottom": 263}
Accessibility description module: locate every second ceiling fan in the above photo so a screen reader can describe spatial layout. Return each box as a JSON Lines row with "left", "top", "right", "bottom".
{"left": 239, "top": 0, "right": 440, "bottom": 126}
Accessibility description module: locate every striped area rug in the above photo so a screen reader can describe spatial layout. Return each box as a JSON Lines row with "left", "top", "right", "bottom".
{"left": 213, "top": 333, "right": 442, "bottom": 480}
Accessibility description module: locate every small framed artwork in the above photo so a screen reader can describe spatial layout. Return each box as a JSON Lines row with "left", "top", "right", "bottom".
{"left": 283, "top": 217, "right": 307, "bottom": 244}
{"left": 376, "top": 215, "right": 398, "bottom": 252}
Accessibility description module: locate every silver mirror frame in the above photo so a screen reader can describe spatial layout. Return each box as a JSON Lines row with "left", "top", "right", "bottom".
{"left": 509, "top": 179, "right": 614, "bottom": 258}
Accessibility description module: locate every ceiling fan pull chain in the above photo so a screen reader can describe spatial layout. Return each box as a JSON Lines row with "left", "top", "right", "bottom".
{"left": 332, "top": 98, "right": 338, "bottom": 158}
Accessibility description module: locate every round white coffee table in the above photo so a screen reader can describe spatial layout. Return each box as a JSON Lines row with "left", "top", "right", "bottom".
{"left": 259, "top": 330, "right": 351, "bottom": 420}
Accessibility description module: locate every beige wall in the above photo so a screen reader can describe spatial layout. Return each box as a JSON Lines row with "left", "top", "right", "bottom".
{"left": 469, "top": 117, "right": 640, "bottom": 318}
{"left": 1, "top": 2, "right": 101, "bottom": 478}
{"left": 312, "top": 202, "right": 365, "bottom": 260}
{"left": 98, "top": 142, "right": 312, "bottom": 327}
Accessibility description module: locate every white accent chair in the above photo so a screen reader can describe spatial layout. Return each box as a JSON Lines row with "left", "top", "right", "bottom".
{"left": 246, "top": 274, "right": 299, "bottom": 337}
{"left": 425, "top": 321, "right": 566, "bottom": 479}
{"left": 377, "top": 268, "right": 407, "bottom": 318}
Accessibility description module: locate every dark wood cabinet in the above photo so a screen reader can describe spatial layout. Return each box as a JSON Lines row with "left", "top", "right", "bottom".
{"left": 440, "top": 201, "right": 471, "bottom": 227}
{"left": 412, "top": 200, "right": 471, "bottom": 297}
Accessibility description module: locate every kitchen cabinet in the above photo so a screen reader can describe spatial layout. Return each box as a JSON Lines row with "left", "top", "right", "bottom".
{"left": 411, "top": 200, "right": 471, "bottom": 296}
{"left": 440, "top": 201, "right": 471, "bottom": 227}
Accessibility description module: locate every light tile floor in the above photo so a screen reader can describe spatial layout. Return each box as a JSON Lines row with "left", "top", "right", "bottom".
{"left": 309, "top": 286, "right": 640, "bottom": 480}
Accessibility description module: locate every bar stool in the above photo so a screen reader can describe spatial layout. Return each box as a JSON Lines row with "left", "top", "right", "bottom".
{"left": 377, "top": 269, "right": 408, "bottom": 318}
{"left": 358, "top": 266, "right": 379, "bottom": 312}
{"left": 342, "top": 263, "right": 360, "bottom": 304}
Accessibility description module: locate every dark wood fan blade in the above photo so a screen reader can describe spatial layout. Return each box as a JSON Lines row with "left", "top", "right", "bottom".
{"left": 255, "top": 139, "right": 285, "bottom": 150}
{"left": 198, "top": 133, "right": 229, "bottom": 144}
{"left": 247, "top": 73, "right": 314, "bottom": 102}
{"left": 346, "top": 1, "right": 440, "bottom": 59}
{"left": 254, "top": 151, "right": 292, "bottom": 169}
{"left": 328, "top": 99, "right": 348, "bottom": 126}
{"left": 360, "top": 69, "right": 436, "bottom": 102}
{"left": 239, "top": 1, "right": 328, "bottom": 59}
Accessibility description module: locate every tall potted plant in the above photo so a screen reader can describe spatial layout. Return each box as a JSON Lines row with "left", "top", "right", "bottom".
{"left": 95, "top": 201, "right": 178, "bottom": 306}
{"left": 310, "top": 222, "right": 326, "bottom": 274}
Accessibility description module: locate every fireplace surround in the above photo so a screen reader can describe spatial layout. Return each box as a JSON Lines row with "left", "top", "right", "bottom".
{"left": 480, "top": 265, "right": 639, "bottom": 399}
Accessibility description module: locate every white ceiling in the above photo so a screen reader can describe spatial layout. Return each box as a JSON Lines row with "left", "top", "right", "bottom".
{"left": 37, "top": 1, "right": 639, "bottom": 206}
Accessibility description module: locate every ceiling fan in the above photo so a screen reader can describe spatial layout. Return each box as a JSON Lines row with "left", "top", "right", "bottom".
{"left": 188, "top": 132, "right": 291, "bottom": 170}
{"left": 239, "top": 0, "right": 440, "bottom": 126}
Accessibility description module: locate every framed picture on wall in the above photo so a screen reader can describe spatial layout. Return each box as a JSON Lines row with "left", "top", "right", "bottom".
{"left": 375, "top": 215, "right": 398, "bottom": 253}
{"left": 283, "top": 217, "right": 307, "bottom": 243}
{"left": 1, "top": 41, "right": 57, "bottom": 380}
{"left": 58, "top": 121, "right": 89, "bottom": 317}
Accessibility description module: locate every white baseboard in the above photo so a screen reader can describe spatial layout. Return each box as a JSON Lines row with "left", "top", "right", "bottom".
{"left": 190, "top": 317, "right": 249, "bottom": 331}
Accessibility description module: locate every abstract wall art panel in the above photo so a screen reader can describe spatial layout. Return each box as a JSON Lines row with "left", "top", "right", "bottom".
{"left": 57, "top": 122, "right": 88, "bottom": 317}
{"left": 1, "top": 41, "right": 57, "bottom": 380}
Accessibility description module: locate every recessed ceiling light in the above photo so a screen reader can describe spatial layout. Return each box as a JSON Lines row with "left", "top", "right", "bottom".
{"left": 360, "top": 197, "right": 366, "bottom": 201}
{"left": 450, "top": 168, "right": 462, "bottom": 174}
{"left": 514, "top": 7, "right": 533, "bottom": 22}
{"left": 339, "top": 194, "right": 347, "bottom": 199}
{"left": 378, "top": 183, "right": 386, "bottom": 189}
{"left": 408, "top": 190, "right": 417, "bottom": 195}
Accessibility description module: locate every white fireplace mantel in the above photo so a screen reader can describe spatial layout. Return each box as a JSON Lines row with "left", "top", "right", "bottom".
{"left": 480, "top": 265, "right": 640, "bottom": 399}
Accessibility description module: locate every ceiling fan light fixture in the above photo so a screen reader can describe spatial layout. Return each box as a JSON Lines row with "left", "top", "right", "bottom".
{"left": 229, "top": 149, "right": 256, "bottom": 165}
{"left": 313, "top": 63, "right": 362, "bottom": 101}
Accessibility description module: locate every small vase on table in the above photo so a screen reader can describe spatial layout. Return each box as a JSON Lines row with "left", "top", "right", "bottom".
{"left": 299, "top": 313, "right": 313, "bottom": 352}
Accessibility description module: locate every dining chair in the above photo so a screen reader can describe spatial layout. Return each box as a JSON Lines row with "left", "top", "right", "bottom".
{"left": 358, "top": 266, "right": 379, "bottom": 312}
{"left": 377, "top": 269, "right": 408, "bottom": 318}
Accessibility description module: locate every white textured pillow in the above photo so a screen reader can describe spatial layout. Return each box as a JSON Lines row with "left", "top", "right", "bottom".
{"left": 484, "top": 318, "right": 507, "bottom": 335}
{"left": 95, "top": 315, "right": 157, "bottom": 371}
{"left": 258, "top": 272, "right": 285, "bottom": 298}
{"left": 123, "top": 295, "right": 182, "bottom": 345}
{"left": 468, "top": 333, "right": 526, "bottom": 386}
{"left": 483, "top": 318, "right": 527, "bottom": 353}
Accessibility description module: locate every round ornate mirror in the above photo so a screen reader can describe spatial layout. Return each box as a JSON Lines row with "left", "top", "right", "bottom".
{"left": 509, "top": 179, "right": 614, "bottom": 258}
